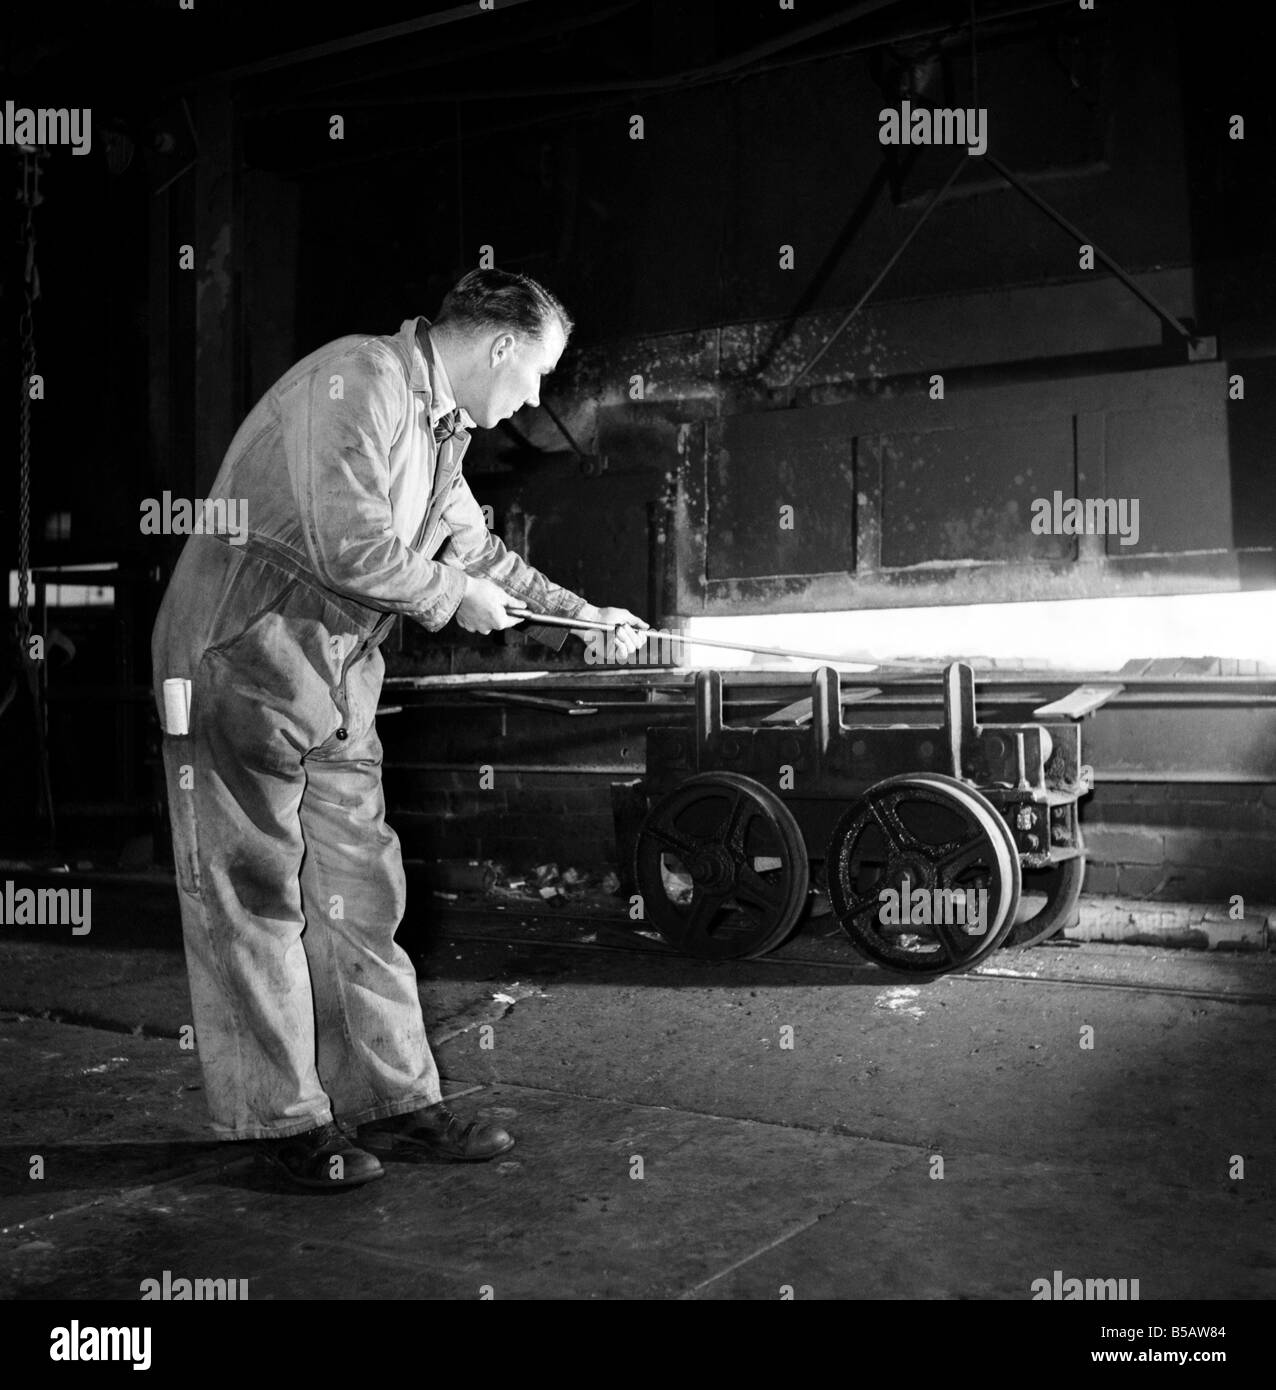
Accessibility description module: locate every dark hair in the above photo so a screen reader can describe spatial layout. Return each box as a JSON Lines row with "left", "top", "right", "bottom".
{"left": 435, "top": 268, "right": 573, "bottom": 342}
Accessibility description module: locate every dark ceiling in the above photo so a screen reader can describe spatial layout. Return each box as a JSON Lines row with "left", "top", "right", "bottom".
{"left": 2, "top": 1, "right": 1081, "bottom": 114}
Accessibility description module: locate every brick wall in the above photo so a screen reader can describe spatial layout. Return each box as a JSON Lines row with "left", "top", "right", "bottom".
{"left": 1081, "top": 783, "right": 1276, "bottom": 903}
{"left": 386, "top": 771, "right": 1276, "bottom": 904}
{"left": 389, "top": 772, "right": 619, "bottom": 873}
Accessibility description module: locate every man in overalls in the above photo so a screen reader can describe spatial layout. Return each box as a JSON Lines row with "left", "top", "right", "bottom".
{"left": 152, "top": 269, "right": 646, "bottom": 1190}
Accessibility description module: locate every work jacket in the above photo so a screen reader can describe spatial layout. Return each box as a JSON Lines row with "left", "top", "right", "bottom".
{"left": 152, "top": 317, "right": 587, "bottom": 713}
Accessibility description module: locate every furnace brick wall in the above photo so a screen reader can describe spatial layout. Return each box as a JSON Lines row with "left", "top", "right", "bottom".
{"left": 389, "top": 771, "right": 619, "bottom": 871}
{"left": 1080, "top": 783, "right": 1276, "bottom": 904}
{"left": 385, "top": 771, "right": 1276, "bottom": 904}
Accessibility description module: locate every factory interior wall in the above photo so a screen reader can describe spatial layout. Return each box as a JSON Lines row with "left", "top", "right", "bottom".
{"left": 2, "top": 0, "right": 1271, "bottom": 908}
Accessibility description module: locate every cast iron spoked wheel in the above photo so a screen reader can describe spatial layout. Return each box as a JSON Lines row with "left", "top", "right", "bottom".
{"left": 633, "top": 772, "right": 810, "bottom": 960}
{"left": 966, "top": 789, "right": 1085, "bottom": 950}
{"left": 825, "top": 772, "right": 1022, "bottom": 976}
{"left": 1001, "top": 831, "right": 1086, "bottom": 950}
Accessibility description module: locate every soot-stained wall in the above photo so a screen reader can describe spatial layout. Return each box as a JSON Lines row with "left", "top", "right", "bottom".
{"left": 233, "top": 0, "right": 1272, "bottom": 664}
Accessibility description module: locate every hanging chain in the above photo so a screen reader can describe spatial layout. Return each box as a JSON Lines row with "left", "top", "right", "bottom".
{"left": 16, "top": 151, "right": 41, "bottom": 651}
{"left": 14, "top": 148, "right": 55, "bottom": 839}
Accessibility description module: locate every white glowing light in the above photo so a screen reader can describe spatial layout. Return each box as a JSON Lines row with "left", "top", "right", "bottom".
{"left": 684, "top": 592, "right": 1276, "bottom": 671}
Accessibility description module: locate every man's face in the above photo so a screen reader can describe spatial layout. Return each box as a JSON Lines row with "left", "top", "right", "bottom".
{"left": 471, "top": 319, "right": 566, "bottom": 429}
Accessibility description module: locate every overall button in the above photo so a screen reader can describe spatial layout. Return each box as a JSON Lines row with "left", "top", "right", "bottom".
{"left": 336, "top": 728, "right": 348, "bottom": 740}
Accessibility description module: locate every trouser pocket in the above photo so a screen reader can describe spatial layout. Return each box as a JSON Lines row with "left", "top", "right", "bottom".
{"left": 162, "top": 733, "right": 203, "bottom": 898}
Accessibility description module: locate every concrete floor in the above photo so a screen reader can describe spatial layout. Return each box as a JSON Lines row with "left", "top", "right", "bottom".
{"left": 1, "top": 879, "right": 1273, "bottom": 1302}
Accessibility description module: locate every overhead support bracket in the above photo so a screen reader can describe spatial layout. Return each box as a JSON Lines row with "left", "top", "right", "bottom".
{"left": 981, "top": 153, "right": 1214, "bottom": 362}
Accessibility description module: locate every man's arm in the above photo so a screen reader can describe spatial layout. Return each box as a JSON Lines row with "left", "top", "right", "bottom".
{"left": 436, "top": 474, "right": 648, "bottom": 652}
{"left": 278, "top": 343, "right": 468, "bottom": 631}
{"left": 434, "top": 471, "right": 590, "bottom": 625}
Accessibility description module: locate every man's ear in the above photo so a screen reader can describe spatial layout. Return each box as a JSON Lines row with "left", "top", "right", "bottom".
{"left": 489, "top": 331, "right": 516, "bottom": 366}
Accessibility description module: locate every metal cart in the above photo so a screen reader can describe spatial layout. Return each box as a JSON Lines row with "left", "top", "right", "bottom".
{"left": 635, "top": 661, "right": 1093, "bottom": 976}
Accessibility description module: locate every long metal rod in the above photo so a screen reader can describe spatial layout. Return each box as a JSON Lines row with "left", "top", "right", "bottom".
{"left": 519, "top": 612, "right": 852, "bottom": 664}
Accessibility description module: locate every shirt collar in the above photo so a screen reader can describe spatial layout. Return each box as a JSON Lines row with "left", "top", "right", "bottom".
{"left": 403, "top": 316, "right": 474, "bottom": 431}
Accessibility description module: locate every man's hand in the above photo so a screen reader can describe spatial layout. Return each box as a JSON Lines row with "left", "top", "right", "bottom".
{"left": 456, "top": 576, "right": 529, "bottom": 634}
{"left": 579, "top": 604, "right": 649, "bottom": 659}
